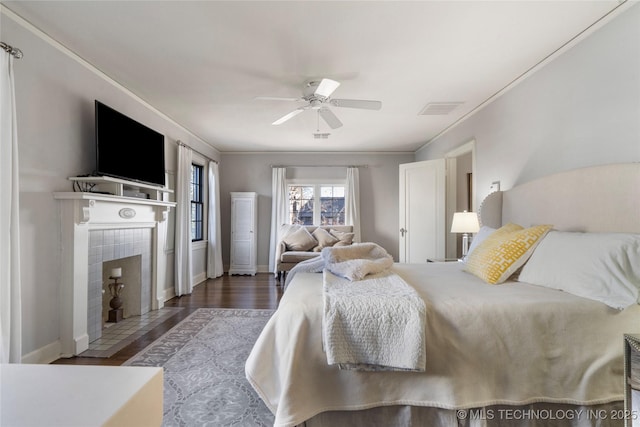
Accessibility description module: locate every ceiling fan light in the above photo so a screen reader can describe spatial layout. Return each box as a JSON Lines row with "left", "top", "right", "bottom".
{"left": 315, "top": 78, "right": 340, "bottom": 98}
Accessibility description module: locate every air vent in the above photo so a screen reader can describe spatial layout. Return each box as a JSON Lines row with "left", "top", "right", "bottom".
{"left": 313, "top": 133, "right": 330, "bottom": 139}
{"left": 418, "top": 102, "right": 464, "bottom": 116}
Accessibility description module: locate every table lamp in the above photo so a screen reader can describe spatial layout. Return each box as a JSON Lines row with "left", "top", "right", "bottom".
{"left": 451, "top": 211, "right": 480, "bottom": 258}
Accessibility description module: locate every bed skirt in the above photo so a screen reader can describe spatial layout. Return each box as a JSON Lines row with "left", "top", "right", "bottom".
{"left": 301, "top": 401, "right": 626, "bottom": 427}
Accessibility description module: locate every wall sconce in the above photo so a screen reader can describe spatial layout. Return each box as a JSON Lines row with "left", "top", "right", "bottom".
{"left": 451, "top": 211, "right": 480, "bottom": 258}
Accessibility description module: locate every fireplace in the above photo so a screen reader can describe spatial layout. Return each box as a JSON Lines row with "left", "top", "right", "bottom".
{"left": 102, "top": 255, "right": 144, "bottom": 322}
{"left": 89, "top": 232, "right": 151, "bottom": 343}
{"left": 55, "top": 191, "right": 174, "bottom": 356}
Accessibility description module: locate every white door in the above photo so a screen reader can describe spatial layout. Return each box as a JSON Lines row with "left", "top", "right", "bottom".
{"left": 399, "top": 159, "right": 446, "bottom": 263}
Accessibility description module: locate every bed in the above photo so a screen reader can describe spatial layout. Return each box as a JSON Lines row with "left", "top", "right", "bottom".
{"left": 246, "top": 163, "right": 640, "bottom": 427}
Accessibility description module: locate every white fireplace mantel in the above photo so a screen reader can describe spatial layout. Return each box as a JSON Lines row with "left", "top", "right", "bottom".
{"left": 54, "top": 192, "right": 175, "bottom": 356}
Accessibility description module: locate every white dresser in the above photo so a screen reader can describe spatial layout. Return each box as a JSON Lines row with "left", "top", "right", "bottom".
{"left": 229, "top": 192, "right": 258, "bottom": 275}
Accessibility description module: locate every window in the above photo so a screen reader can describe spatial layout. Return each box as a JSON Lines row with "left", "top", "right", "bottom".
{"left": 191, "top": 164, "right": 204, "bottom": 241}
{"left": 288, "top": 183, "right": 345, "bottom": 226}
{"left": 289, "top": 185, "right": 314, "bottom": 225}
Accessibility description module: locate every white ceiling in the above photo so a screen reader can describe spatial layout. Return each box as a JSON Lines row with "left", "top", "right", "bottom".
{"left": 2, "top": 1, "right": 627, "bottom": 153}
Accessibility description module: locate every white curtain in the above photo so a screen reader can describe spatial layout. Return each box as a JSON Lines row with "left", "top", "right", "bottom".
{"left": 268, "top": 167, "right": 288, "bottom": 274}
{"left": 345, "top": 167, "right": 361, "bottom": 243}
{"left": 1, "top": 50, "right": 22, "bottom": 363}
{"left": 207, "top": 161, "right": 223, "bottom": 278}
{"left": 174, "top": 144, "right": 193, "bottom": 296}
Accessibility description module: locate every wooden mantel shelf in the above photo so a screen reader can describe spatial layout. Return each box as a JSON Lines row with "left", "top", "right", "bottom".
{"left": 54, "top": 191, "right": 175, "bottom": 208}
{"left": 67, "top": 175, "right": 173, "bottom": 202}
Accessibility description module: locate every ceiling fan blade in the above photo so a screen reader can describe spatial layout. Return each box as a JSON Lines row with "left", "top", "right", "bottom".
{"left": 330, "top": 99, "right": 382, "bottom": 110}
{"left": 314, "top": 78, "right": 341, "bottom": 98}
{"left": 319, "top": 107, "right": 343, "bottom": 129}
{"left": 255, "top": 96, "right": 301, "bottom": 102}
{"left": 272, "top": 108, "right": 305, "bottom": 125}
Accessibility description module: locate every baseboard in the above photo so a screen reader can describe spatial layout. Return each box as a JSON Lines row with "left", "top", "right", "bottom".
{"left": 223, "top": 265, "right": 271, "bottom": 274}
{"left": 22, "top": 340, "right": 62, "bottom": 364}
{"left": 193, "top": 272, "right": 206, "bottom": 286}
{"left": 161, "top": 286, "right": 176, "bottom": 302}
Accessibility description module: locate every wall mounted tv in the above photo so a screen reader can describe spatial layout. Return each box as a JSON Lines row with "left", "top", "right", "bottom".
{"left": 95, "top": 100, "right": 166, "bottom": 187}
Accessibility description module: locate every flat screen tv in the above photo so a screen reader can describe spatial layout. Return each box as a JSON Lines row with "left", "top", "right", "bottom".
{"left": 95, "top": 100, "right": 166, "bottom": 187}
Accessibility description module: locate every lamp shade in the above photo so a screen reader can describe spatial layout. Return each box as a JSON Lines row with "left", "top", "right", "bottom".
{"left": 451, "top": 211, "right": 480, "bottom": 233}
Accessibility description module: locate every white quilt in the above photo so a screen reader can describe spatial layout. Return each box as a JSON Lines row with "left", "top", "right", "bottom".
{"left": 246, "top": 263, "right": 640, "bottom": 427}
{"left": 323, "top": 269, "right": 426, "bottom": 371}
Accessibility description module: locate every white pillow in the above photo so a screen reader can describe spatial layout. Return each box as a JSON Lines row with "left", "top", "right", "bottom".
{"left": 282, "top": 227, "right": 317, "bottom": 251}
{"left": 518, "top": 231, "right": 640, "bottom": 310}
{"left": 464, "top": 225, "right": 496, "bottom": 261}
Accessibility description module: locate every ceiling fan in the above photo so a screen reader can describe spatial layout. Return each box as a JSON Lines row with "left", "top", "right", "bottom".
{"left": 257, "top": 78, "right": 382, "bottom": 129}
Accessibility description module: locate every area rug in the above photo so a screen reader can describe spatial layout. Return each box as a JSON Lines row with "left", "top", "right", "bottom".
{"left": 124, "top": 308, "right": 275, "bottom": 426}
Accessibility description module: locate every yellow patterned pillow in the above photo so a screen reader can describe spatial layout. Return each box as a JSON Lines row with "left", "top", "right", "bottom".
{"left": 464, "top": 223, "right": 552, "bottom": 284}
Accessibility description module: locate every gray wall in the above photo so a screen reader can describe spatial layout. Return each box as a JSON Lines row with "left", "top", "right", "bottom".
{"left": 416, "top": 4, "right": 640, "bottom": 207}
{"left": 2, "top": 13, "right": 220, "bottom": 361}
{"left": 220, "top": 152, "right": 414, "bottom": 270}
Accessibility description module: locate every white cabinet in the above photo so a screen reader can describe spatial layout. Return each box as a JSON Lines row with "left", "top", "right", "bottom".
{"left": 229, "top": 192, "right": 257, "bottom": 275}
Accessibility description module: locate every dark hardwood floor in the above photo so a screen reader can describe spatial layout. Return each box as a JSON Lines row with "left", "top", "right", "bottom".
{"left": 52, "top": 273, "right": 283, "bottom": 366}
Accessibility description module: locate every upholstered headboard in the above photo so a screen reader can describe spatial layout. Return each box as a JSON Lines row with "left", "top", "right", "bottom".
{"left": 479, "top": 163, "right": 640, "bottom": 233}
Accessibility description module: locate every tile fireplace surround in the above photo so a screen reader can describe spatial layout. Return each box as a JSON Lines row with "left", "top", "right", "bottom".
{"left": 55, "top": 192, "right": 174, "bottom": 357}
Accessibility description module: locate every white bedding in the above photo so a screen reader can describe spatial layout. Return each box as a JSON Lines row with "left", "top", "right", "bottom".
{"left": 323, "top": 269, "right": 426, "bottom": 371}
{"left": 245, "top": 262, "right": 640, "bottom": 427}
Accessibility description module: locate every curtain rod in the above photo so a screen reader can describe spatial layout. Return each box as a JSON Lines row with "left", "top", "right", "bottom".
{"left": 1, "top": 41, "right": 23, "bottom": 59}
{"left": 271, "top": 164, "right": 367, "bottom": 168}
{"left": 176, "top": 140, "right": 218, "bottom": 164}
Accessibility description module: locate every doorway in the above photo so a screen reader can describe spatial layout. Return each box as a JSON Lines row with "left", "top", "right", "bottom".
{"left": 445, "top": 140, "right": 476, "bottom": 259}
{"left": 398, "top": 140, "right": 475, "bottom": 262}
